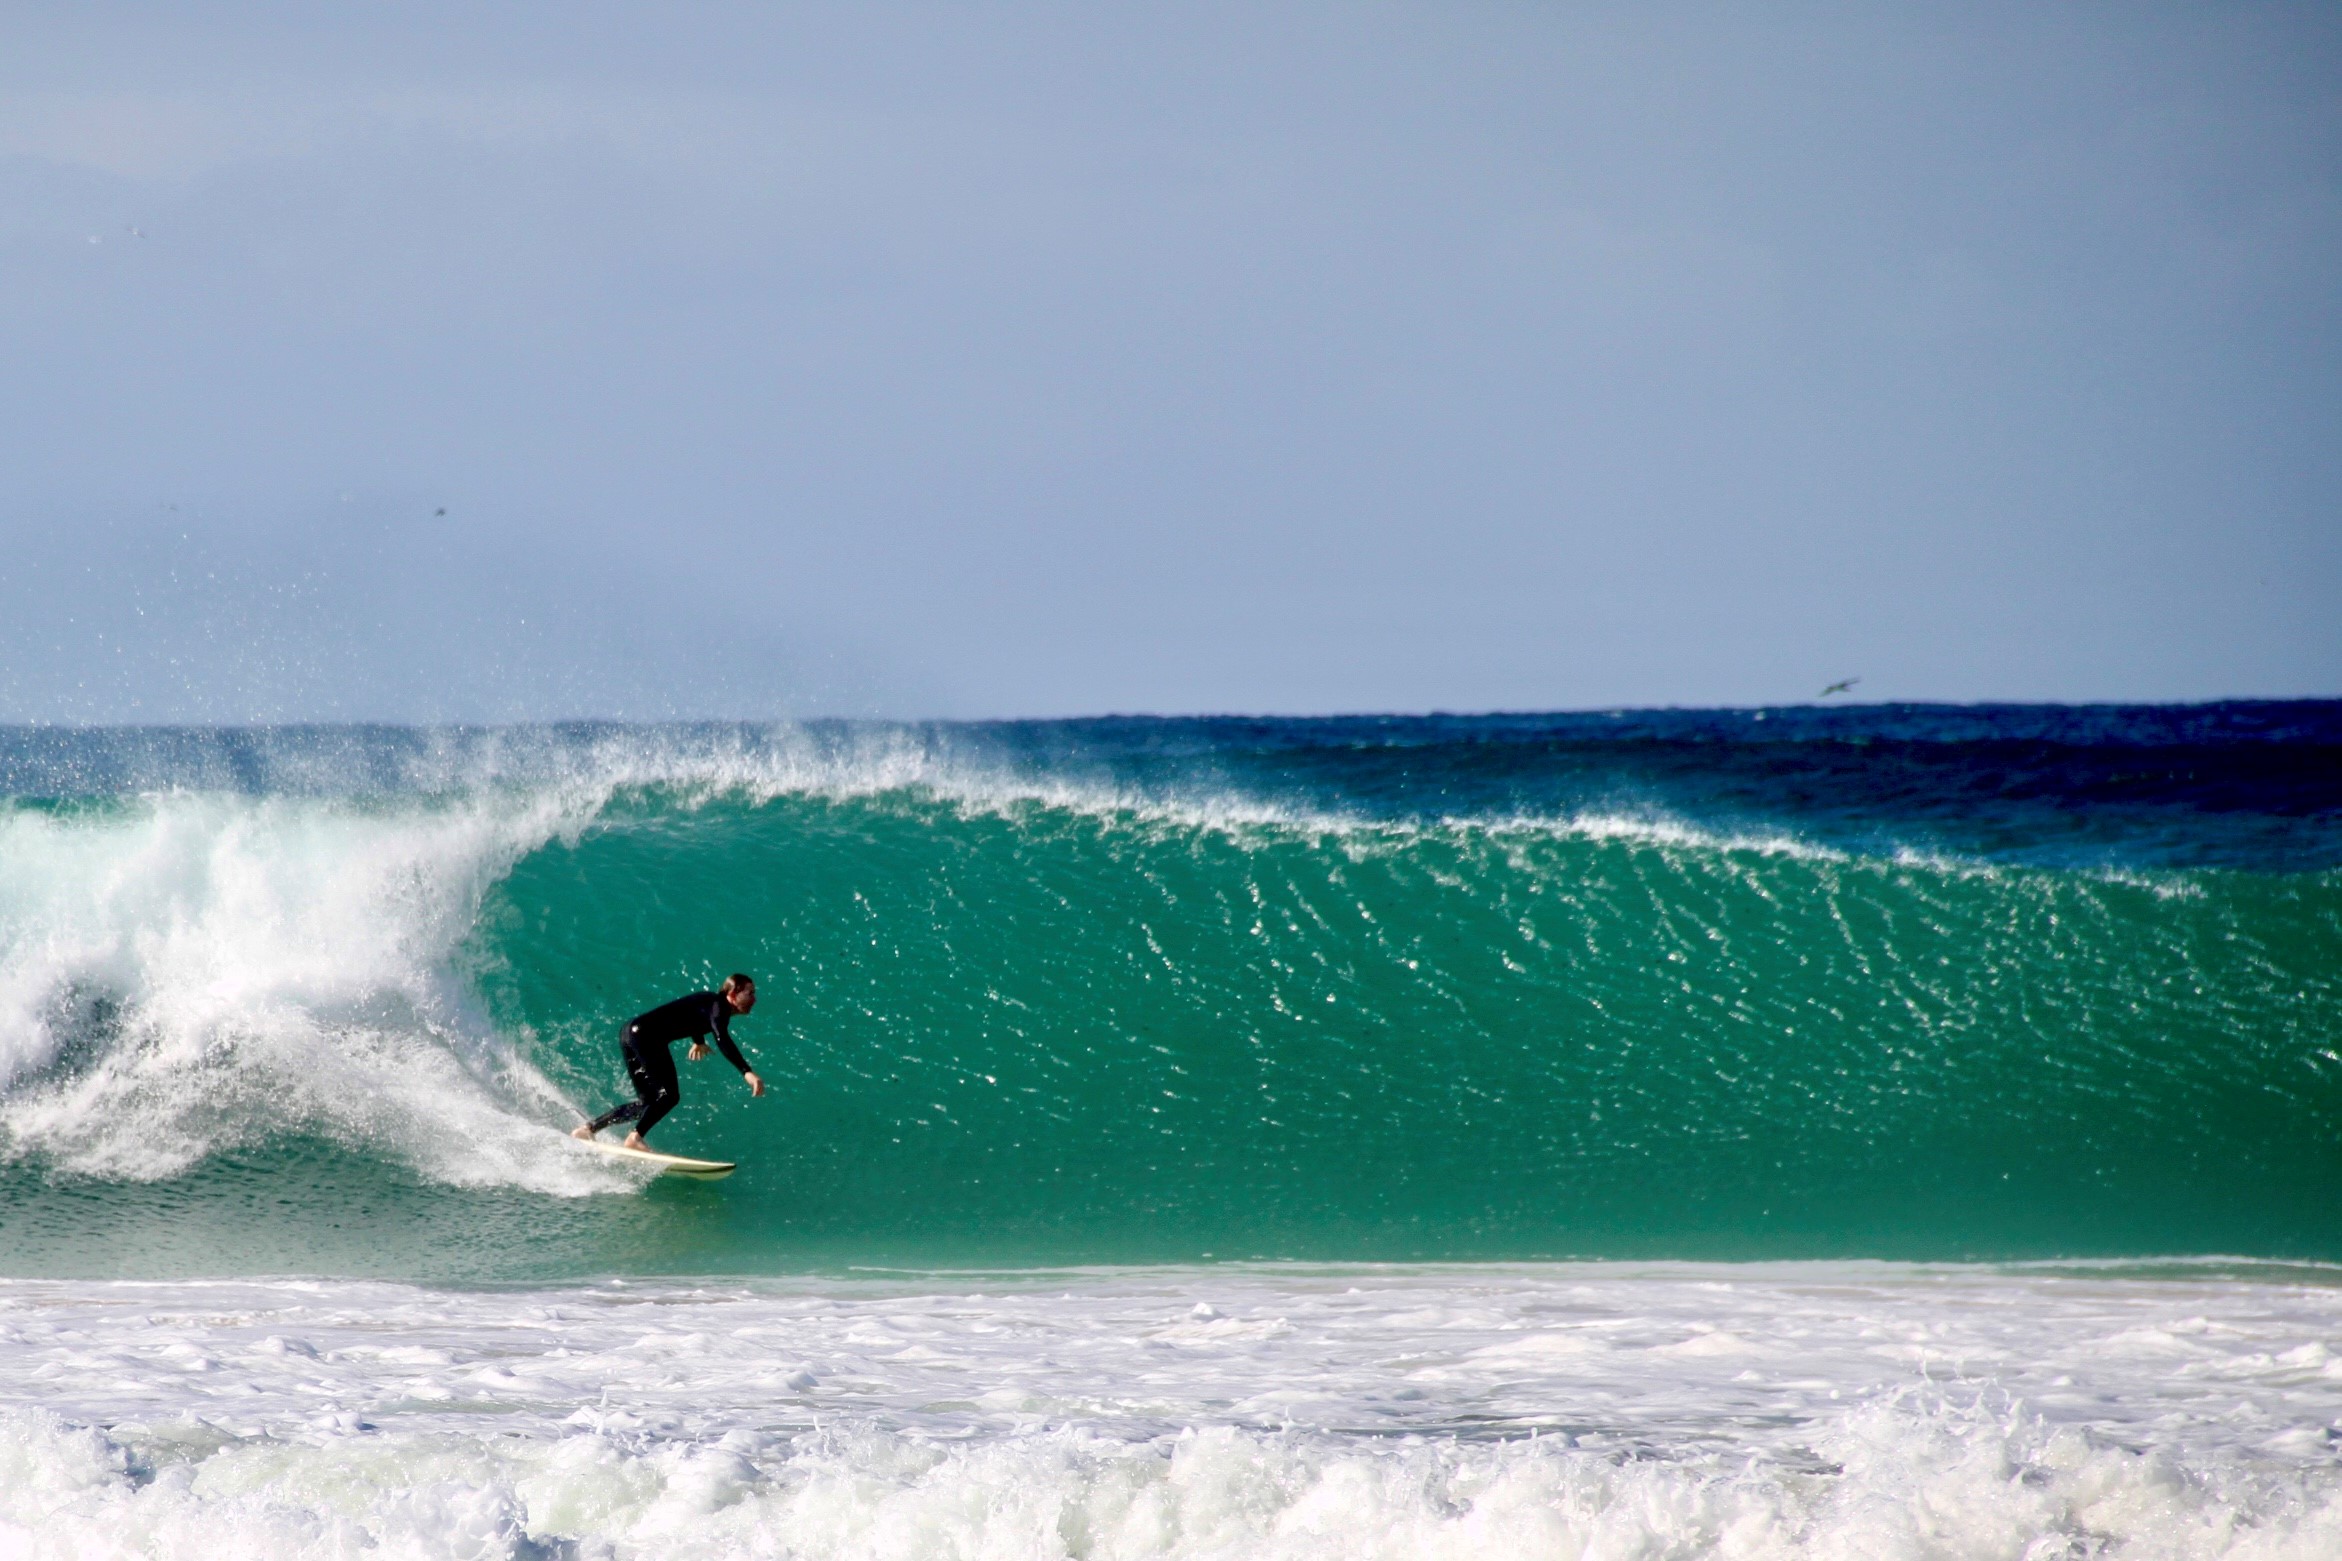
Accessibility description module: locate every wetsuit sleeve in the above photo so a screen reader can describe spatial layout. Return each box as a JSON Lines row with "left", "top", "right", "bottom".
{"left": 709, "top": 1003, "right": 751, "bottom": 1074}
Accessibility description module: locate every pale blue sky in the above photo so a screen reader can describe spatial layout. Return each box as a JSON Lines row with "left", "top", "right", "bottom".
{"left": 2, "top": 3, "right": 2336, "bottom": 720}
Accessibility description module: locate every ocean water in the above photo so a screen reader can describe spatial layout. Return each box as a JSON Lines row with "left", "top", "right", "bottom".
{"left": 1, "top": 705, "right": 2337, "bottom": 1557}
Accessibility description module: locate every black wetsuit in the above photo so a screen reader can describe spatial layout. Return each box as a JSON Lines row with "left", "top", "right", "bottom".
{"left": 585, "top": 991, "right": 751, "bottom": 1140}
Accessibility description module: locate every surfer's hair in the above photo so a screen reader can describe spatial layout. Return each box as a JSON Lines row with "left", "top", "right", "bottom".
{"left": 723, "top": 972, "right": 756, "bottom": 994}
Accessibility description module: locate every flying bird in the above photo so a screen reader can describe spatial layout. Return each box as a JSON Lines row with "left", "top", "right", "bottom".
{"left": 1818, "top": 677, "right": 1860, "bottom": 698}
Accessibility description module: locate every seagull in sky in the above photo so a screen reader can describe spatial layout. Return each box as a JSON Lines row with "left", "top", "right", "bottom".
{"left": 1818, "top": 677, "right": 1860, "bottom": 698}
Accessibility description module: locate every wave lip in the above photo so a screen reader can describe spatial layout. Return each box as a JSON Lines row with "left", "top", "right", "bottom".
{"left": 4, "top": 705, "right": 2338, "bottom": 870}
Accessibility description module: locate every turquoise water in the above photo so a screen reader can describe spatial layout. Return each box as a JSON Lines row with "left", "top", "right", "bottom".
{"left": 1, "top": 712, "right": 2336, "bottom": 1278}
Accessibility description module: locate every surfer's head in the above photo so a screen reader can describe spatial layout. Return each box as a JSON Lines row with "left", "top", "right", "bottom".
{"left": 722, "top": 973, "right": 757, "bottom": 1013}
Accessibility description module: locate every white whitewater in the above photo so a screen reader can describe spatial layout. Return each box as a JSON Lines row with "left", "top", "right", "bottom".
{"left": 4, "top": 1262, "right": 2340, "bottom": 1559}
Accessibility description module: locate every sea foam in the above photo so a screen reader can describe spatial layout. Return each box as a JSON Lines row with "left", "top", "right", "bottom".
{"left": 5, "top": 1264, "right": 2341, "bottom": 1559}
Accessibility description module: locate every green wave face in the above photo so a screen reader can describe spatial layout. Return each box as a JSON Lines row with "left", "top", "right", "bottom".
{"left": 470, "top": 792, "right": 2342, "bottom": 1268}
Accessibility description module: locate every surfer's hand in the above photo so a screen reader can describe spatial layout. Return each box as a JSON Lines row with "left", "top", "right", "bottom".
{"left": 687, "top": 1043, "right": 709, "bottom": 1061}
{"left": 744, "top": 1071, "right": 765, "bottom": 1097}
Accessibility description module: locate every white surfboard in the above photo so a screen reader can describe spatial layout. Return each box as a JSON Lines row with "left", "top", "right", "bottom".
{"left": 578, "top": 1139, "right": 736, "bottom": 1180}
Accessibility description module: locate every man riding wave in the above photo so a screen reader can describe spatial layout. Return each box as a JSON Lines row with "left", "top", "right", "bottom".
{"left": 572, "top": 974, "right": 766, "bottom": 1150}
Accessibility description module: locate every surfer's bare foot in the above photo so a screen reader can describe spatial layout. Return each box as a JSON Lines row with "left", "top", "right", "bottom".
{"left": 570, "top": 1125, "right": 596, "bottom": 1141}
{"left": 622, "top": 1132, "right": 646, "bottom": 1150}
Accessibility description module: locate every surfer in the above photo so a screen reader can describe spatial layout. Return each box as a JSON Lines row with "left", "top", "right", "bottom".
{"left": 571, "top": 975, "right": 766, "bottom": 1150}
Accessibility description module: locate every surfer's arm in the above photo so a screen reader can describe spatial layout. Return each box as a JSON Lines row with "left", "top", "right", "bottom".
{"left": 711, "top": 1019, "right": 765, "bottom": 1096}
{"left": 686, "top": 995, "right": 763, "bottom": 1096}
{"left": 707, "top": 1010, "right": 752, "bottom": 1075}
{"left": 683, "top": 1036, "right": 763, "bottom": 1094}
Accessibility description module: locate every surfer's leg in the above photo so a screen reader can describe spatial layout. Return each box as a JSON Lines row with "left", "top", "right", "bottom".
{"left": 630, "top": 1041, "right": 681, "bottom": 1138}
{"left": 578, "top": 1031, "right": 662, "bottom": 1137}
{"left": 581, "top": 1098, "right": 642, "bottom": 1135}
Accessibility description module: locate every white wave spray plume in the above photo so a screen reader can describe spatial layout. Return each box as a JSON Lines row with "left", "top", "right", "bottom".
{"left": 0, "top": 788, "right": 610, "bottom": 1191}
